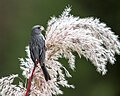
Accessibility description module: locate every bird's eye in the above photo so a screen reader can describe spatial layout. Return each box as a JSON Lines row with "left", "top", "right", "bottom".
{"left": 37, "top": 27, "right": 40, "bottom": 29}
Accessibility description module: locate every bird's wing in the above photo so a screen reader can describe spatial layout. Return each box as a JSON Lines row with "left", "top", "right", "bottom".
{"left": 29, "top": 38, "right": 40, "bottom": 63}
{"left": 29, "top": 46, "right": 35, "bottom": 63}
{"left": 37, "top": 36, "right": 45, "bottom": 57}
{"left": 45, "top": 7, "right": 120, "bottom": 74}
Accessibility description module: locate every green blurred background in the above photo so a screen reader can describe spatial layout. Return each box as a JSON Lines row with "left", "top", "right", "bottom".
{"left": 0, "top": 0, "right": 120, "bottom": 96}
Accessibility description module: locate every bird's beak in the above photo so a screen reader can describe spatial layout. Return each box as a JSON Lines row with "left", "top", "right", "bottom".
{"left": 40, "top": 26, "right": 45, "bottom": 31}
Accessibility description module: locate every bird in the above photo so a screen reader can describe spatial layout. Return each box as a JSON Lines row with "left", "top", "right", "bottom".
{"left": 29, "top": 25, "right": 51, "bottom": 81}
{"left": 25, "top": 25, "right": 51, "bottom": 96}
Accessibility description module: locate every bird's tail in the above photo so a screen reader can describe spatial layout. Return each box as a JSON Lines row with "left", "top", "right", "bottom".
{"left": 41, "top": 63, "right": 51, "bottom": 81}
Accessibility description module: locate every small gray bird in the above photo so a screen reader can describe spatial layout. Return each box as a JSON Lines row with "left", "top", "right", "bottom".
{"left": 29, "top": 25, "right": 51, "bottom": 81}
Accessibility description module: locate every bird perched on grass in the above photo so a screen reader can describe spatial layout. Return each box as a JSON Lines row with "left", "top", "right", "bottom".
{"left": 25, "top": 25, "right": 51, "bottom": 96}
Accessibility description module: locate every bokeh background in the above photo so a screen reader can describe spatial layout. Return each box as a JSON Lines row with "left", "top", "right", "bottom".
{"left": 0, "top": 0, "right": 120, "bottom": 96}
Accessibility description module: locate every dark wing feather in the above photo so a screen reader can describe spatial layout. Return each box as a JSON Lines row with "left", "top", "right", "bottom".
{"left": 37, "top": 35, "right": 45, "bottom": 65}
{"left": 29, "top": 35, "right": 45, "bottom": 64}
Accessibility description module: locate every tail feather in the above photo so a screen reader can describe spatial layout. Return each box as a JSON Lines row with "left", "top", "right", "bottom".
{"left": 41, "top": 64, "right": 51, "bottom": 81}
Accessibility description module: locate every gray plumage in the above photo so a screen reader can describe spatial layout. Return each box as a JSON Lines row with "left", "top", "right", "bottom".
{"left": 29, "top": 25, "right": 51, "bottom": 81}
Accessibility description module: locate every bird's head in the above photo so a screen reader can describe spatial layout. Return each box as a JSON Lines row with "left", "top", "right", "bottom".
{"left": 32, "top": 25, "right": 44, "bottom": 35}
